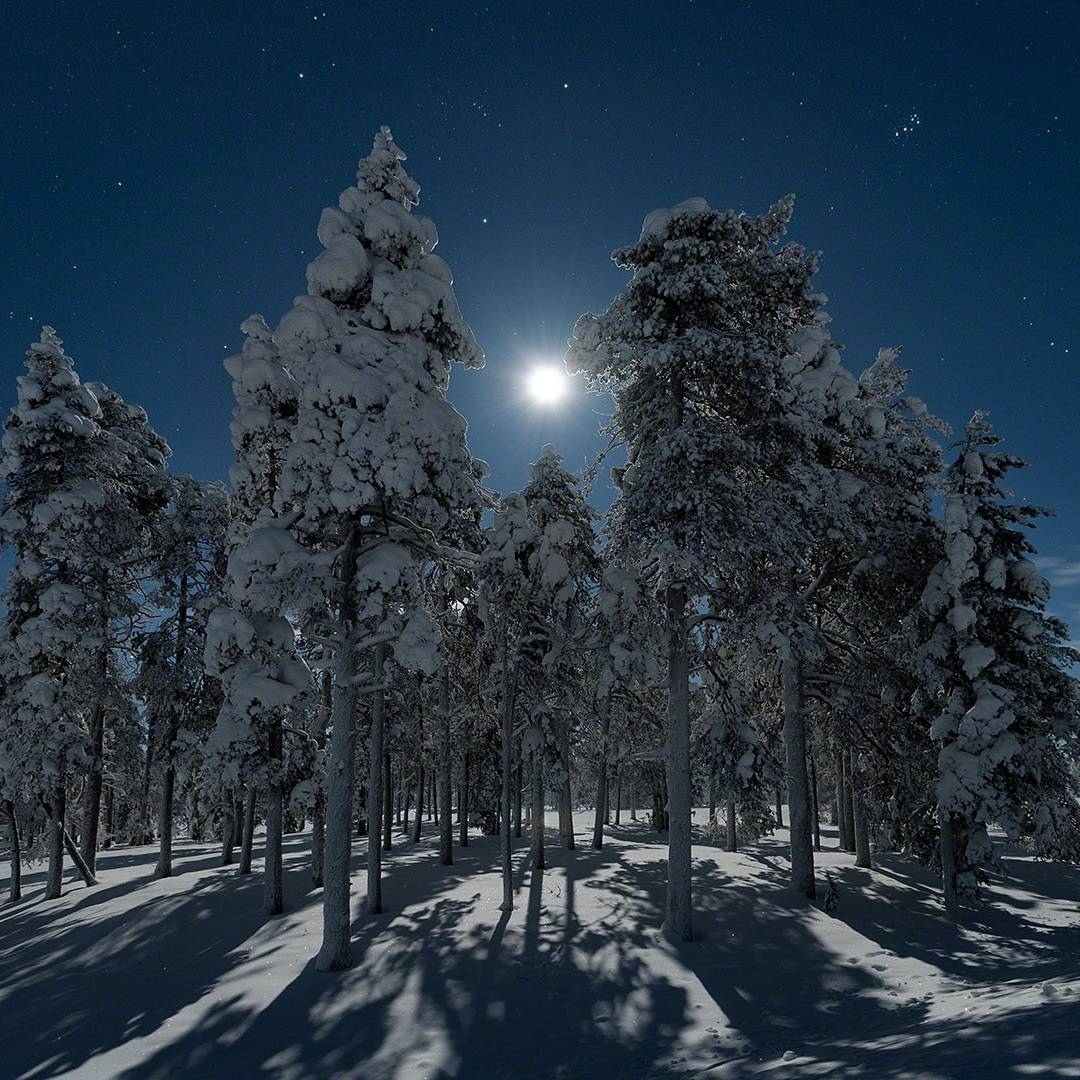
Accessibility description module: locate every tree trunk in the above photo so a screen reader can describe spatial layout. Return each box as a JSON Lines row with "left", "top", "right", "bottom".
{"left": 726, "top": 799, "right": 737, "bottom": 852}
{"left": 311, "top": 665, "right": 331, "bottom": 888}
{"left": 80, "top": 688, "right": 107, "bottom": 873}
{"left": 156, "top": 752, "right": 178, "bottom": 878}
{"left": 264, "top": 713, "right": 284, "bottom": 915}
{"left": 430, "top": 771, "right": 437, "bottom": 823}
{"left": 592, "top": 692, "right": 610, "bottom": 850}
{"left": 45, "top": 779, "right": 65, "bottom": 899}
{"left": 939, "top": 806, "right": 959, "bottom": 919}
{"left": 3, "top": 801, "right": 22, "bottom": 902}
{"left": 530, "top": 746, "right": 545, "bottom": 871}
{"left": 382, "top": 749, "right": 393, "bottom": 852}
{"left": 221, "top": 793, "right": 236, "bottom": 866}
{"left": 514, "top": 762, "right": 523, "bottom": 838}
{"left": 664, "top": 583, "right": 692, "bottom": 941}
{"left": 614, "top": 766, "right": 622, "bottom": 827}
{"left": 842, "top": 748, "right": 857, "bottom": 854}
{"left": 138, "top": 714, "right": 156, "bottom": 845}
{"left": 781, "top": 650, "right": 815, "bottom": 900}
{"left": 411, "top": 761, "right": 423, "bottom": 844}
{"left": 103, "top": 784, "right": 115, "bottom": 849}
{"left": 231, "top": 797, "right": 243, "bottom": 849}
{"left": 438, "top": 662, "right": 453, "bottom": 865}
{"left": 63, "top": 825, "right": 98, "bottom": 887}
{"left": 809, "top": 749, "right": 822, "bottom": 853}
{"left": 774, "top": 787, "right": 784, "bottom": 829}
{"left": 316, "top": 527, "right": 363, "bottom": 972}
{"left": 835, "top": 747, "right": 848, "bottom": 849}
{"left": 460, "top": 748, "right": 470, "bottom": 848}
{"left": 356, "top": 783, "right": 367, "bottom": 837}
{"left": 559, "top": 716, "right": 574, "bottom": 849}
{"left": 630, "top": 776, "right": 638, "bottom": 821}
{"left": 708, "top": 746, "right": 717, "bottom": 828}
{"left": 81, "top": 584, "right": 111, "bottom": 873}
{"left": 366, "top": 645, "right": 388, "bottom": 918}
{"left": 499, "top": 626, "right": 516, "bottom": 912}
{"left": 239, "top": 786, "right": 256, "bottom": 875}
{"left": 851, "top": 751, "right": 872, "bottom": 869}
{"left": 156, "top": 572, "right": 189, "bottom": 878}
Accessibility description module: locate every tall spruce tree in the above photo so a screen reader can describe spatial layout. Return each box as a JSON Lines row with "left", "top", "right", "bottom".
{"left": 0, "top": 330, "right": 115, "bottom": 896}
{"left": 148, "top": 476, "right": 229, "bottom": 878}
{"left": 921, "top": 413, "right": 1080, "bottom": 916}
{"left": 72, "top": 381, "right": 171, "bottom": 871}
{"left": 205, "top": 313, "right": 301, "bottom": 906}
{"left": 569, "top": 197, "right": 842, "bottom": 933}
{"left": 521, "top": 445, "right": 599, "bottom": 854}
{"left": 225, "top": 127, "right": 484, "bottom": 968}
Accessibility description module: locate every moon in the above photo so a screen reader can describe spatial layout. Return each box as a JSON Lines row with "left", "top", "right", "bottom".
{"left": 525, "top": 364, "right": 569, "bottom": 406}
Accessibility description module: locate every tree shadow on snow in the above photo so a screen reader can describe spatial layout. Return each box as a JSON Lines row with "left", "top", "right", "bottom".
{"left": 827, "top": 850, "right": 1080, "bottom": 988}
{"left": 116, "top": 833, "right": 697, "bottom": 1079}
{"left": 0, "top": 833, "right": 318, "bottom": 1078}
{"left": 4, "top": 822, "right": 1079, "bottom": 1079}
{"left": 0, "top": 834, "right": 289, "bottom": 932}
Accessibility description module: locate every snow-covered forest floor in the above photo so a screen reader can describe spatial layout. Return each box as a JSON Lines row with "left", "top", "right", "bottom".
{"left": 2, "top": 811, "right": 1078, "bottom": 1079}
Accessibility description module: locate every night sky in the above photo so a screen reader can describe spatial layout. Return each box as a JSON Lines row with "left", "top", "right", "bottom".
{"left": 3, "top": 3, "right": 1076, "bottom": 634}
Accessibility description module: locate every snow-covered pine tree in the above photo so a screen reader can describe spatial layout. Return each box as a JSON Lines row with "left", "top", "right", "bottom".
{"left": 438, "top": 570, "right": 491, "bottom": 851}
{"left": 804, "top": 348, "right": 945, "bottom": 866}
{"left": 589, "top": 561, "right": 661, "bottom": 850}
{"left": 229, "top": 127, "right": 484, "bottom": 968}
{"left": 68, "top": 379, "right": 171, "bottom": 871}
{"left": 143, "top": 476, "right": 228, "bottom": 879}
{"left": 479, "top": 449, "right": 595, "bottom": 892}
{"left": 921, "top": 413, "right": 1080, "bottom": 916}
{"left": 0, "top": 329, "right": 113, "bottom": 897}
{"left": 205, "top": 312, "right": 301, "bottom": 908}
{"left": 569, "top": 197, "right": 836, "bottom": 932}
{"left": 426, "top": 509, "right": 488, "bottom": 867}
{"left": 480, "top": 492, "right": 538, "bottom": 909}
{"left": 521, "top": 445, "right": 599, "bottom": 855}
{"left": 699, "top": 650, "right": 780, "bottom": 850}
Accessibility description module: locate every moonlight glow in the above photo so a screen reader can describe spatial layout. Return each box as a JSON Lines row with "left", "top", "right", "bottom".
{"left": 525, "top": 364, "right": 569, "bottom": 406}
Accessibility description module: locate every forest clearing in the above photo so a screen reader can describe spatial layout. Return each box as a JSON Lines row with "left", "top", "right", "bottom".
{"left": 3, "top": 810, "right": 1078, "bottom": 1078}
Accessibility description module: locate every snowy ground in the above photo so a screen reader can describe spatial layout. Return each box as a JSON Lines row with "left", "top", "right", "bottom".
{"left": 2, "top": 811, "right": 1079, "bottom": 1079}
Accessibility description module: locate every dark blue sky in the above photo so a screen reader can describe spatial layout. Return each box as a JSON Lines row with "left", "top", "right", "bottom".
{"left": 3, "top": 2, "right": 1077, "bottom": 632}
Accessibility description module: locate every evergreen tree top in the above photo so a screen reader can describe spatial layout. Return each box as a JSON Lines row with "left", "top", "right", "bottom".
{"left": 356, "top": 125, "right": 420, "bottom": 207}
{"left": 568, "top": 195, "right": 822, "bottom": 399}
{"left": 26, "top": 326, "right": 72, "bottom": 376}
{"left": 2, "top": 328, "right": 103, "bottom": 499}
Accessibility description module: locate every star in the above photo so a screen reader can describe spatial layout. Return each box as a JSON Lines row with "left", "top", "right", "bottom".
{"left": 894, "top": 112, "right": 921, "bottom": 140}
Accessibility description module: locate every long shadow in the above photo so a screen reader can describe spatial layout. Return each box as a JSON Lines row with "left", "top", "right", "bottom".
{"left": 593, "top": 849, "right": 929, "bottom": 1074}
{"left": 116, "top": 831, "right": 934, "bottom": 1078}
{"left": 0, "top": 833, "right": 315, "bottom": 945}
{"left": 1, "top": 835, "right": 238, "bottom": 893}
{"left": 5, "top": 821, "right": 1079, "bottom": 1078}
{"left": 0, "top": 854, "right": 319, "bottom": 1077}
{"left": 117, "top": 834, "right": 696, "bottom": 1079}
{"left": 827, "top": 850, "right": 1080, "bottom": 987}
